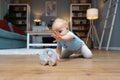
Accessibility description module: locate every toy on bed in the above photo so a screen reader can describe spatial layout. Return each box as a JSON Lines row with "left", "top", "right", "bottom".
{"left": 39, "top": 48, "right": 57, "bottom": 66}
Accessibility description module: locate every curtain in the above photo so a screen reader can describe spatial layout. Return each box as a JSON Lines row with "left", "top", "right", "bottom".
{"left": 0, "top": 0, "right": 10, "bottom": 19}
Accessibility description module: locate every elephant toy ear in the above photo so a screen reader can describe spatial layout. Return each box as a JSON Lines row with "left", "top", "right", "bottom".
{"left": 47, "top": 50, "right": 53, "bottom": 57}
{"left": 45, "top": 49, "right": 58, "bottom": 66}
{"left": 39, "top": 49, "right": 50, "bottom": 66}
{"left": 46, "top": 49, "right": 57, "bottom": 60}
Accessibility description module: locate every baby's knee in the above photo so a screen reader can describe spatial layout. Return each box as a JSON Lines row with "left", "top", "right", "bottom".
{"left": 81, "top": 44, "right": 93, "bottom": 59}
{"left": 83, "top": 53, "right": 93, "bottom": 59}
{"left": 81, "top": 49, "right": 93, "bottom": 59}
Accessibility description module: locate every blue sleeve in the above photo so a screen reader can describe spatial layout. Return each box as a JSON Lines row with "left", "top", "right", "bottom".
{"left": 57, "top": 42, "right": 62, "bottom": 46}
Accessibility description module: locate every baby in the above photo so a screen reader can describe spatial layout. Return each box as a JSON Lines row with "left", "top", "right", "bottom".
{"left": 51, "top": 18, "right": 93, "bottom": 60}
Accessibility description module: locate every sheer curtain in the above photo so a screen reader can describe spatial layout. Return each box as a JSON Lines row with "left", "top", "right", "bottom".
{"left": 0, "top": 0, "right": 10, "bottom": 19}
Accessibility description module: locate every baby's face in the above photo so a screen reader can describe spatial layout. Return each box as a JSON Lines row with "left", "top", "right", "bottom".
{"left": 53, "top": 26, "right": 68, "bottom": 36}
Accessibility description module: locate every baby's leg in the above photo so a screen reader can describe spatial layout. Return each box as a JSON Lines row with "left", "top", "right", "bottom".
{"left": 80, "top": 44, "right": 93, "bottom": 59}
{"left": 61, "top": 48, "right": 74, "bottom": 58}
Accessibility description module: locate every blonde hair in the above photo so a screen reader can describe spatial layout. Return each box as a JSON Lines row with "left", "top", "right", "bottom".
{"left": 52, "top": 18, "right": 68, "bottom": 30}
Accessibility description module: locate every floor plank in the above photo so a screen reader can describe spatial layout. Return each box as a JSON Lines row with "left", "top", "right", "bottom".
{"left": 0, "top": 49, "right": 120, "bottom": 80}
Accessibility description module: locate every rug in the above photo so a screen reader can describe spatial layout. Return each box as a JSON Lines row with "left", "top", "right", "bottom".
{"left": 0, "top": 48, "right": 56, "bottom": 55}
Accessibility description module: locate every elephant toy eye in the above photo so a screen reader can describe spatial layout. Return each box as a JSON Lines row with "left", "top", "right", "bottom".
{"left": 47, "top": 50, "right": 53, "bottom": 57}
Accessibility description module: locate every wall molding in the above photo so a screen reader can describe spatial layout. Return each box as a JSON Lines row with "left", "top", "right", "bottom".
{"left": 94, "top": 46, "right": 120, "bottom": 50}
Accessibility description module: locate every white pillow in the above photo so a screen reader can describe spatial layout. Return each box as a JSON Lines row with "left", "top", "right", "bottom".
{"left": 8, "top": 22, "right": 14, "bottom": 32}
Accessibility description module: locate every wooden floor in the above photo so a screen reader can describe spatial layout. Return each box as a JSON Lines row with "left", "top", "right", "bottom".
{"left": 0, "top": 49, "right": 120, "bottom": 80}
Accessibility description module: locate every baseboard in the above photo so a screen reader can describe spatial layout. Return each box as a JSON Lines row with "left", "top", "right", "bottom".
{"left": 94, "top": 46, "right": 120, "bottom": 50}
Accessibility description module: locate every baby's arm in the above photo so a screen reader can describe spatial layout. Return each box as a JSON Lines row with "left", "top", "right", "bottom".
{"left": 52, "top": 32, "right": 74, "bottom": 42}
{"left": 61, "top": 34, "right": 73, "bottom": 41}
{"left": 56, "top": 46, "right": 62, "bottom": 61}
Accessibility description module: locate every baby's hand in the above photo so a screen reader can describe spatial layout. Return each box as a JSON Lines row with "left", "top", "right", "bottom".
{"left": 51, "top": 34, "right": 57, "bottom": 43}
{"left": 52, "top": 31, "right": 63, "bottom": 42}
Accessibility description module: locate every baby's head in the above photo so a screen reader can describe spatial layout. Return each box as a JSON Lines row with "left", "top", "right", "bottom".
{"left": 52, "top": 18, "right": 69, "bottom": 36}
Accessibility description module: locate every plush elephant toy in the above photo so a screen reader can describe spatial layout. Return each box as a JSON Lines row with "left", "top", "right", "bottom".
{"left": 39, "top": 48, "right": 58, "bottom": 66}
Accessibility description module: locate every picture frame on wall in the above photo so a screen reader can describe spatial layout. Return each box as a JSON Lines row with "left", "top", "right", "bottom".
{"left": 45, "top": 0, "right": 57, "bottom": 16}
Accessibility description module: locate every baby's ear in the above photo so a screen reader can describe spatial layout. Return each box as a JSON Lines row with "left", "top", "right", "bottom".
{"left": 66, "top": 26, "right": 69, "bottom": 30}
